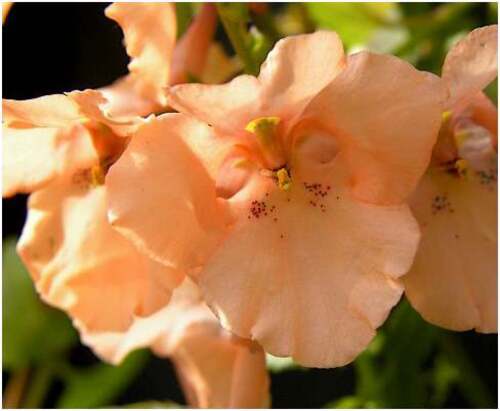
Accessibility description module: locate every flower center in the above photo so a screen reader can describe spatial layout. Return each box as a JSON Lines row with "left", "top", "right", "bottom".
{"left": 71, "top": 164, "right": 106, "bottom": 189}
{"left": 245, "top": 116, "right": 294, "bottom": 191}
{"left": 434, "top": 109, "right": 496, "bottom": 173}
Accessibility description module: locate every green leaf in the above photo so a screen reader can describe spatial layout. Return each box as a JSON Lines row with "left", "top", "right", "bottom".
{"left": 57, "top": 349, "right": 150, "bottom": 408}
{"left": 2, "top": 238, "right": 77, "bottom": 370}
{"left": 248, "top": 26, "right": 272, "bottom": 69}
{"left": 305, "top": 3, "right": 403, "bottom": 52}
{"left": 275, "top": 4, "right": 315, "bottom": 37}
{"left": 216, "top": 3, "right": 260, "bottom": 75}
{"left": 430, "top": 354, "right": 460, "bottom": 407}
{"left": 394, "top": 3, "right": 477, "bottom": 73}
{"left": 326, "top": 395, "right": 365, "bottom": 408}
{"left": 353, "top": 299, "right": 441, "bottom": 407}
{"left": 440, "top": 335, "right": 494, "bottom": 408}
{"left": 175, "top": 3, "right": 197, "bottom": 38}
{"left": 487, "top": 3, "right": 498, "bottom": 24}
{"left": 485, "top": 79, "right": 497, "bottom": 105}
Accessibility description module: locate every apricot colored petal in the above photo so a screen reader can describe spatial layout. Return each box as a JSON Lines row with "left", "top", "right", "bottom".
{"left": 169, "top": 31, "right": 345, "bottom": 135}
{"left": 80, "top": 278, "right": 270, "bottom": 408}
{"left": 2, "top": 124, "right": 97, "bottom": 197}
{"left": 99, "top": 76, "right": 159, "bottom": 118}
{"left": 303, "top": 52, "right": 446, "bottom": 205}
{"left": 3, "top": 94, "right": 83, "bottom": 127}
{"left": 171, "top": 4, "right": 218, "bottom": 85}
{"left": 3, "top": 127, "right": 59, "bottom": 196}
{"left": 80, "top": 278, "right": 206, "bottom": 364}
{"left": 258, "top": 30, "right": 345, "bottom": 121}
{"left": 2, "top": 90, "right": 135, "bottom": 198}
{"left": 168, "top": 75, "right": 261, "bottom": 136}
{"left": 18, "top": 182, "right": 182, "bottom": 332}
{"left": 67, "top": 89, "right": 142, "bottom": 136}
{"left": 168, "top": 328, "right": 269, "bottom": 408}
{"left": 105, "top": 2, "right": 176, "bottom": 107}
{"left": 443, "top": 25, "right": 498, "bottom": 109}
{"left": 200, "top": 43, "right": 242, "bottom": 84}
{"left": 4, "top": 91, "right": 140, "bottom": 136}
{"left": 461, "top": 91, "right": 498, "bottom": 146}
{"left": 226, "top": 340, "right": 270, "bottom": 408}
{"left": 106, "top": 114, "right": 231, "bottom": 272}
{"left": 404, "top": 168, "right": 497, "bottom": 332}
{"left": 197, "top": 168, "right": 419, "bottom": 367}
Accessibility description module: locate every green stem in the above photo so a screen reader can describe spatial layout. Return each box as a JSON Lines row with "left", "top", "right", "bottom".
{"left": 251, "top": 11, "right": 280, "bottom": 43}
{"left": 441, "top": 334, "right": 494, "bottom": 408}
{"left": 22, "top": 366, "right": 53, "bottom": 409}
{"left": 216, "top": 3, "right": 259, "bottom": 75}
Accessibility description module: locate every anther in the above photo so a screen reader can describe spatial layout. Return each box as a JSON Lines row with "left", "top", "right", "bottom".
{"left": 90, "top": 165, "right": 105, "bottom": 187}
{"left": 276, "top": 168, "right": 292, "bottom": 191}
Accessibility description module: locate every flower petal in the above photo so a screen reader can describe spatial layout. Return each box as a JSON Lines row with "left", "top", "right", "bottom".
{"left": 170, "top": 4, "right": 218, "bottom": 85}
{"left": 99, "top": 76, "right": 159, "bottom": 118}
{"left": 169, "top": 31, "right": 345, "bottom": 136}
{"left": 67, "top": 89, "right": 142, "bottom": 135}
{"left": 458, "top": 91, "right": 498, "bottom": 146}
{"left": 169, "top": 326, "right": 269, "bottom": 408}
{"left": 302, "top": 51, "right": 446, "bottom": 205}
{"left": 3, "top": 127, "right": 59, "bottom": 196}
{"left": 80, "top": 278, "right": 207, "bottom": 364}
{"left": 2, "top": 90, "right": 136, "bottom": 198}
{"left": 196, "top": 165, "right": 418, "bottom": 367}
{"left": 168, "top": 75, "right": 261, "bottom": 136}
{"left": 18, "top": 180, "right": 182, "bottom": 332}
{"left": 3, "top": 94, "right": 83, "bottom": 128}
{"left": 200, "top": 43, "right": 242, "bottom": 85}
{"left": 2, "top": 124, "right": 97, "bottom": 197}
{"left": 105, "top": 2, "right": 177, "bottom": 107}
{"left": 258, "top": 30, "right": 345, "bottom": 121}
{"left": 81, "top": 278, "right": 270, "bottom": 408}
{"left": 4, "top": 90, "right": 140, "bottom": 137}
{"left": 404, "top": 167, "right": 497, "bottom": 333}
{"left": 106, "top": 114, "right": 231, "bottom": 271}
{"left": 443, "top": 25, "right": 498, "bottom": 109}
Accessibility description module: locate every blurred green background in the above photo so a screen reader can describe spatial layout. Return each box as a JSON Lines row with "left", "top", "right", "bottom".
{"left": 3, "top": 2, "right": 498, "bottom": 408}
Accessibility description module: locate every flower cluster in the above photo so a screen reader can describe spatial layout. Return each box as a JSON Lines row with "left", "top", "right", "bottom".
{"left": 2, "top": 3, "right": 497, "bottom": 407}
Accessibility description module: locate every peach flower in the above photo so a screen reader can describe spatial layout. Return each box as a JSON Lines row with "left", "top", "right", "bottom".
{"left": 106, "top": 31, "right": 447, "bottom": 367}
{"left": 101, "top": 2, "right": 238, "bottom": 118}
{"left": 4, "top": 5, "right": 268, "bottom": 406}
{"left": 3, "top": 91, "right": 182, "bottom": 333}
{"left": 2, "top": 2, "right": 223, "bottom": 333}
{"left": 82, "top": 278, "right": 270, "bottom": 408}
{"left": 403, "top": 25, "right": 498, "bottom": 332}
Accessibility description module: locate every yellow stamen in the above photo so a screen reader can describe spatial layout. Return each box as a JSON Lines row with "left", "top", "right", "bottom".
{"left": 232, "top": 158, "right": 252, "bottom": 169}
{"left": 455, "top": 159, "right": 469, "bottom": 179}
{"left": 245, "top": 117, "right": 283, "bottom": 168}
{"left": 453, "top": 129, "right": 469, "bottom": 149}
{"left": 276, "top": 168, "right": 292, "bottom": 191}
{"left": 245, "top": 116, "right": 281, "bottom": 142}
{"left": 90, "top": 165, "right": 105, "bottom": 187}
{"left": 441, "top": 110, "right": 452, "bottom": 123}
